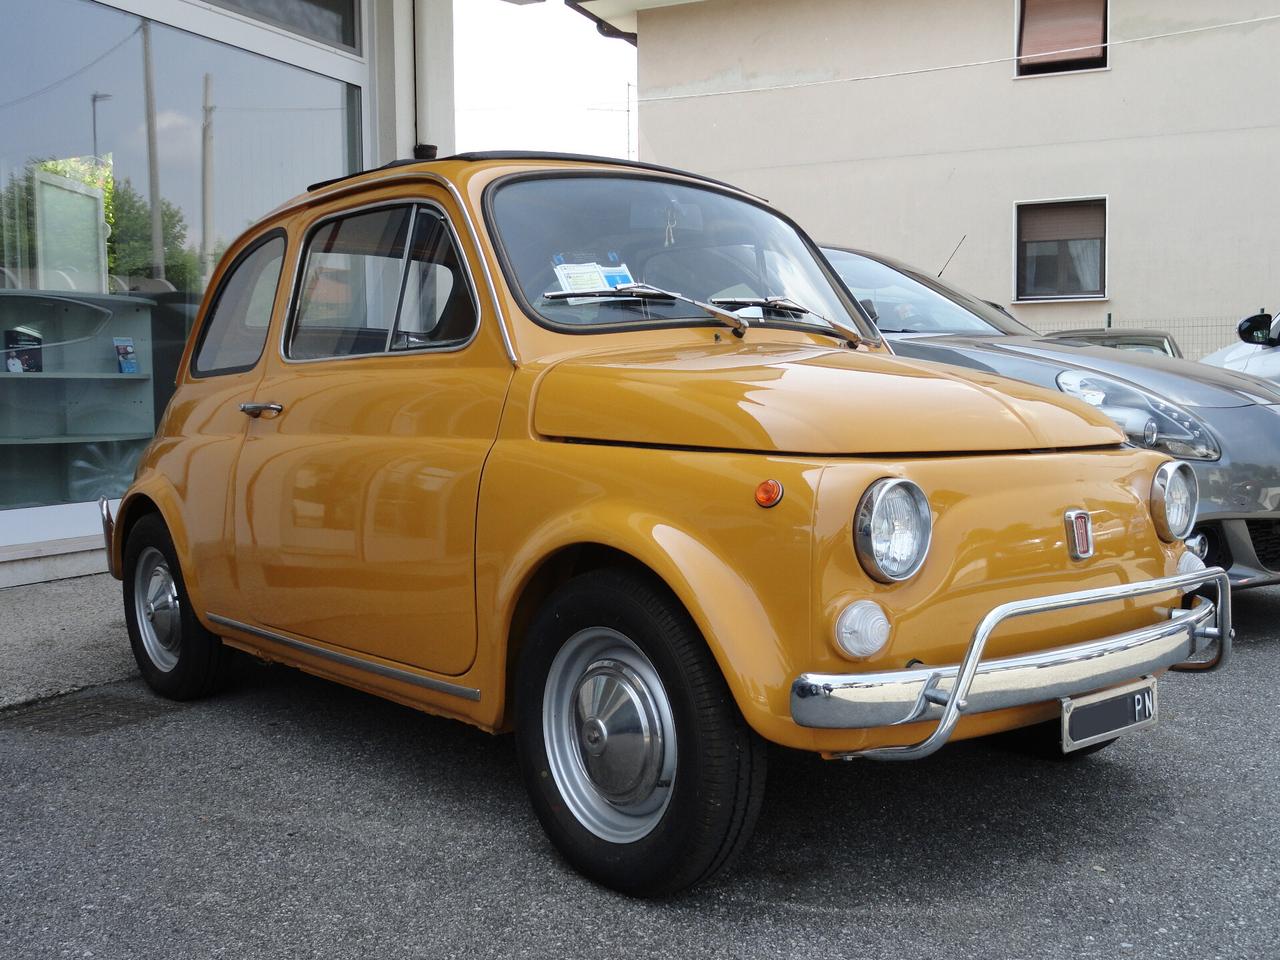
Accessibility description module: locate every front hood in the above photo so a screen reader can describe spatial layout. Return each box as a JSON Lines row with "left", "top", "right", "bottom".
{"left": 1200, "top": 341, "right": 1264, "bottom": 371}
{"left": 890, "top": 334, "right": 1280, "bottom": 408}
{"left": 533, "top": 342, "right": 1122, "bottom": 455}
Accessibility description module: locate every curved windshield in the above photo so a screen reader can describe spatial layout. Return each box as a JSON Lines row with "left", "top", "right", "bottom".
{"left": 489, "top": 175, "right": 870, "bottom": 336}
{"left": 822, "top": 248, "right": 1035, "bottom": 336}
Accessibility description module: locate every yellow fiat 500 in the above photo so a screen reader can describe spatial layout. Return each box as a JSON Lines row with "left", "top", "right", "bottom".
{"left": 102, "top": 153, "right": 1230, "bottom": 896}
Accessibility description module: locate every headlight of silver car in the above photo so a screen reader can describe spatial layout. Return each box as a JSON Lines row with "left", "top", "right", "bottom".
{"left": 1151, "top": 460, "right": 1198, "bottom": 542}
{"left": 854, "top": 479, "right": 932, "bottom": 582}
{"left": 1056, "top": 370, "right": 1220, "bottom": 461}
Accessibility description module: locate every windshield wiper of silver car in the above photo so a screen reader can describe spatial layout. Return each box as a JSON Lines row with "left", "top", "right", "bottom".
{"left": 543, "top": 282, "right": 749, "bottom": 337}
{"left": 710, "top": 296, "right": 863, "bottom": 348}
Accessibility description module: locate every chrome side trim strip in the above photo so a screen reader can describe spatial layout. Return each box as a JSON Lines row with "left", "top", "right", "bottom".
{"left": 440, "top": 176, "right": 520, "bottom": 366}
{"left": 791, "top": 566, "right": 1231, "bottom": 760}
{"left": 206, "top": 613, "right": 481, "bottom": 702}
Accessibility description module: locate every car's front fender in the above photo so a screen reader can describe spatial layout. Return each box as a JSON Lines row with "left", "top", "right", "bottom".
{"left": 473, "top": 440, "right": 825, "bottom": 745}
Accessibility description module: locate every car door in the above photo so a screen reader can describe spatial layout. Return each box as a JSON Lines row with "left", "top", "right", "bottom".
{"left": 231, "top": 196, "right": 512, "bottom": 676}
{"left": 171, "top": 229, "right": 286, "bottom": 618}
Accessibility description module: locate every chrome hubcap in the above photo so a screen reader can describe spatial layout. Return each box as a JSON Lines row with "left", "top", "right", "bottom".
{"left": 543, "top": 628, "right": 676, "bottom": 843}
{"left": 133, "top": 547, "right": 181, "bottom": 672}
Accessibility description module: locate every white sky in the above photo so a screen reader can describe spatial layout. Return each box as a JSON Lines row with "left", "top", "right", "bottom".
{"left": 453, "top": 0, "right": 637, "bottom": 158}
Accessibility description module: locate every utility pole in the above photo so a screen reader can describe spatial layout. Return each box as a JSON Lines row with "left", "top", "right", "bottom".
{"left": 90, "top": 92, "right": 112, "bottom": 162}
{"left": 626, "top": 81, "right": 633, "bottom": 160}
{"left": 200, "top": 73, "right": 214, "bottom": 287}
{"left": 142, "top": 20, "right": 165, "bottom": 281}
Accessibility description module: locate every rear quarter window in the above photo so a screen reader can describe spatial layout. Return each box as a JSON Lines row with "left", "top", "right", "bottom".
{"left": 191, "top": 232, "right": 287, "bottom": 376}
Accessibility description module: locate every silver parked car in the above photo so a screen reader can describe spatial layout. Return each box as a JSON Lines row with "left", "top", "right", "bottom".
{"left": 823, "top": 245, "right": 1280, "bottom": 589}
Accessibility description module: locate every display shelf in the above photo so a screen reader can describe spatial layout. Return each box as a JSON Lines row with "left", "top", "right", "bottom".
{"left": 1, "top": 433, "right": 154, "bottom": 445}
{"left": 0, "top": 291, "right": 157, "bottom": 506}
{"left": 0, "top": 371, "right": 152, "bottom": 381}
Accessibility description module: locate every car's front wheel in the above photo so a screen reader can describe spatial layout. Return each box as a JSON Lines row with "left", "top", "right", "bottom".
{"left": 515, "top": 569, "right": 767, "bottom": 897}
{"left": 123, "top": 513, "right": 229, "bottom": 700}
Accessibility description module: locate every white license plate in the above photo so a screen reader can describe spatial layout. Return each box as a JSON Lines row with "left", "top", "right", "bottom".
{"left": 1060, "top": 677, "right": 1158, "bottom": 752}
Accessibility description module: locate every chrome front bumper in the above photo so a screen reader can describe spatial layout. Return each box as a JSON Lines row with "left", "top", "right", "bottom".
{"left": 791, "top": 567, "right": 1232, "bottom": 760}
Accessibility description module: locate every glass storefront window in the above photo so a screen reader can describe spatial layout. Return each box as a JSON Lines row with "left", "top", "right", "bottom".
{"left": 210, "top": 0, "right": 359, "bottom": 51}
{"left": 0, "top": 0, "right": 360, "bottom": 511}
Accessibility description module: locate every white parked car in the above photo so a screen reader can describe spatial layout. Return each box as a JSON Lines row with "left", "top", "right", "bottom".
{"left": 1201, "top": 312, "right": 1280, "bottom": 382}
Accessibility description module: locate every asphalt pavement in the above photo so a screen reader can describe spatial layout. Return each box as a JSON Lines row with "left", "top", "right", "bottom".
{"left": 1, "top": 574, "right": 1277, "bottom": 959}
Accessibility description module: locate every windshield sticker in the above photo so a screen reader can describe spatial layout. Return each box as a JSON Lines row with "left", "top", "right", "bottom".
{"left": 554, "top": 261, "right": 608, "bottom": 293}
{"left": 600, "top": 263, "right": 634, "bottom": 288}
{"left": 553, "top": 261, "right": 636, "bottom": 304}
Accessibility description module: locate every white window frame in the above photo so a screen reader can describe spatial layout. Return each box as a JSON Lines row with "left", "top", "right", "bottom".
{"left": 1011, "top": 0, "right": 1113, "bottom": 80}
{"left": 1011, "top": 195, "right": 1110, "bottom": 304}
{"left": 94, "top": 0, "right": 375, "bottom": 168}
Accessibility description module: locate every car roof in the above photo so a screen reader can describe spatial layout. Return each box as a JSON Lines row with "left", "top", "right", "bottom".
{"left": 306, "top": 150, "right": 754, "bottom": 198}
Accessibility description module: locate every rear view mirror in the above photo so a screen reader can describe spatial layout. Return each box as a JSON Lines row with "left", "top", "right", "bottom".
{"left": 859, "top": 298, "right": 879, "bottom": 321}
{"left": 1237, "top": 312, "right": 1277, "bottom": 346}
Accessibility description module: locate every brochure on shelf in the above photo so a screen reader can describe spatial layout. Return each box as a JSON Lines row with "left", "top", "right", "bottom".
{"left": 4, "top": 329, "right": 42, "bottom": 372}
{"left": 113, "top": 336, "right": 139, "bottom": 374}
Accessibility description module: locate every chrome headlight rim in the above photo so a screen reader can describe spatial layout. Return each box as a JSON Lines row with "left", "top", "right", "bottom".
{"left": 1151, "top": 460, "right": 1199, "bottom": 542}
{"left": 854, "top": 478, "right": 933, "bottom": 583}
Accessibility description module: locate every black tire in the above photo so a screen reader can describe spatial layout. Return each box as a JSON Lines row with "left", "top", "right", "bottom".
{"left": 1003, "top": 718, "right": 1117, "bottom": 760}
{"left": 515, "top": 569, "right": 767, "bottom": 897}
{"left": 123, "top": 512, "right": 229, "bottom": 700}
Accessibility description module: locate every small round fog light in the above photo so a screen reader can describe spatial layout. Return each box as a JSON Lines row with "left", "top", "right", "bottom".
{"left": 1177, "top": 549, "right": 1206, "bottom": 577}
{"left": 1177, "top": 549, "right": 1207, "bottom": 592}
{"left": 835, "top": 600, "right": 891, "bottom": 659}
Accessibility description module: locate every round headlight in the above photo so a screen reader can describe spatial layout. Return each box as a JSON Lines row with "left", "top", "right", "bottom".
{"left": 1151, "top": 461, "right": 1198, "bottom": 542}
{"left": 854, "top": 478, "right": 932, "bottom": 582}
{"left": 835, "top": 600, "right": 892, "bottom": 658}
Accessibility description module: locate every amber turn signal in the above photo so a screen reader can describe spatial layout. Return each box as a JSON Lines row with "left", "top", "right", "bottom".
{"left": 754, "top": 479, "right": 783, "bottom": 508}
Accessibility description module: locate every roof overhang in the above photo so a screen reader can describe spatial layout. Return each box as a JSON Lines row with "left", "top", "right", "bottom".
{"left": 497, "top": 0, "right": 705, "bottom": 44}
{"left": 572, "top": 0, "right": 705, "bottom": 34}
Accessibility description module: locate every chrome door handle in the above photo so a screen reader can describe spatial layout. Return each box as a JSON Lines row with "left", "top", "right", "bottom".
{"left": 239, "top": 402, "right": 283, "bottom": 418}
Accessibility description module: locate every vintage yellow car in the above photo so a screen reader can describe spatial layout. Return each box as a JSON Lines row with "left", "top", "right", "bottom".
{"left": 101, "top": 152, "right": 1230, "bottom": 897}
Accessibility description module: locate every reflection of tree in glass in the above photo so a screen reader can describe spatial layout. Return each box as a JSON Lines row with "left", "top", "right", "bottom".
{"left": 108, "top": 178, "right": 199, "bottom": 292}
{"left": 0, "top": 159, "right": 199, "bottom": 293}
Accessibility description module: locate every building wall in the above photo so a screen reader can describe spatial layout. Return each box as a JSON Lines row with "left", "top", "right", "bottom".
{"left": 636, "top": 0, "right": 1280, "bottom": 355}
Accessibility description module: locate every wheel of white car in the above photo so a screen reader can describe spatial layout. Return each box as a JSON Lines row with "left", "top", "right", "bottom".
{"left": 515, "top": 568, "right": 767, "bottom": 897}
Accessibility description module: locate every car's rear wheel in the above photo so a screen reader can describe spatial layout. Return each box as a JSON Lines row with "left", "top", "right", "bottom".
{"left": 123, "top": 513, "right": 229, "bottom": 700}
{"left": 515, "top": 569, "right": 767, "bottom": 897}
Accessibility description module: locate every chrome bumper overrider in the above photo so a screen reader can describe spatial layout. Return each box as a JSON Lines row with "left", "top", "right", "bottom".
{"left": 791, "top": 567, "right": 1232, "bottom": 761}
{"left": 98, "top": 496, "right": 118, "bottom": 579}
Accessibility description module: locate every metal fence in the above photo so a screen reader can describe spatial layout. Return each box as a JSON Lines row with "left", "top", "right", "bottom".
{"left": 1018, "top": 315, "right": 1243, "bottom": 361}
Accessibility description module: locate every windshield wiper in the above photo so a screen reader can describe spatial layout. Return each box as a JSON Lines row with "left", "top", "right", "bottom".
{"left": 542, "top": 283, "right": 748, "bottom": 337}
{"left": 710, "top": 296, "right": 863, "bottom": 348}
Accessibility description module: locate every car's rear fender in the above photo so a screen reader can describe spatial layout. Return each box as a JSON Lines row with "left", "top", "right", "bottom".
{"left": 111, "top": 473, "right": 207, "bottom": 614}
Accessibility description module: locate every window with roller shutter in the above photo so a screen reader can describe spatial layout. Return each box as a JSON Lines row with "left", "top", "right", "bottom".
{"left": 1016, "top": 199, "right": 1107, "bottom": 300}
{"left": 1018, "top": 0, "right": 1108, "bottom": 76}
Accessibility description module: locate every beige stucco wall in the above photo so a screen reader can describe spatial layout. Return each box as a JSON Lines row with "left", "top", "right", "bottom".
{"left": 635, "top": 0, "right": 1280, "bottom": 356}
